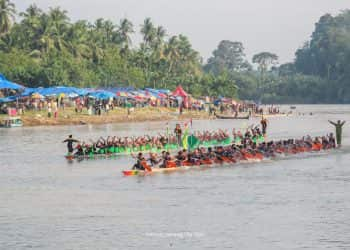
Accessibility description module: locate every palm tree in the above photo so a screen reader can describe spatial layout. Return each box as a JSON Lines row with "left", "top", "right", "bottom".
{"left": 102, "top": 20, "right": 115, "bottom": 45}
{"left": 140, "top": 17, "right": 155, "bottom": 47}
{"left": 154, "top": 26, "right": 166, "bottom": 49}
{"left": 20, "top": 4, "right": 42, "bottom": 29}
{"left": 66, "top": 20, "right": 90, "bottom": 58}
{"left": 46, "top": 7, "right": 70, "bottom": 52}
{"left": 48, "top": 7, "right": 69, "bottom": 31}
{"left": 164, "top": 35, "right": 179, "bottom": 77}
{"left": 0, "top": 0, "right": 16, "bottom": 36}
{"left": 117, "top": 18, "right": 134, "bottom": 51}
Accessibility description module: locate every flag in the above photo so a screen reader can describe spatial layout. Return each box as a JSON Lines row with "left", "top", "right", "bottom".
{"left": 182, "top": 123, "right": 189, "bottom": 150}
{"left": 187, "top": 135, "right": 200, "bottom": 150}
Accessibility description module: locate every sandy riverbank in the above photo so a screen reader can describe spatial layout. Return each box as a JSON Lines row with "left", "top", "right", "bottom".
{"left": 1, "top": 107, "right": 213, "bottom": 127}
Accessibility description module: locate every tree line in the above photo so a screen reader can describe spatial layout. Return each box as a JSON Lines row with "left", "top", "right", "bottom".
{"left": 0, "top": 0, "right": 349, "bottom": 103}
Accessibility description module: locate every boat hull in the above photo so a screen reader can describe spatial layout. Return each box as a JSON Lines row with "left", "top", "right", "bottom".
{"left": 215, "top": 114, "right": 250, "bottom": 120}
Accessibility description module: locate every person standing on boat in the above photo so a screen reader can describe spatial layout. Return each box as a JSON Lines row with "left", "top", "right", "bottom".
{"left": 328, "top": 120, "right": 346, "bottom": 147}
{"left": 63, "top": 135, "right": 79, "bottom": 155}
{"left": 174, "top": 124, "right": 182, "bottom": 146}
{"left": 260, "top": 117, "right": 268, "bottom": 135}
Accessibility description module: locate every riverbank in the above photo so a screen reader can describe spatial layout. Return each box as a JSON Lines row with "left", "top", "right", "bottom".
{"left": 0, "top": 107, "right": 212, "bottom": 127}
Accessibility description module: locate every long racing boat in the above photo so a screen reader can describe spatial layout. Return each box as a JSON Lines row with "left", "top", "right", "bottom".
{"left": 122, "top": 143, "right": 330, "bottom": 177}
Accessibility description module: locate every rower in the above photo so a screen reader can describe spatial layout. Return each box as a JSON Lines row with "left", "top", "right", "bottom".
{"left": 63, "top": 135, "right": 79, "bottom": 155}
{"left": 75, "top": 144, "right": 84, "bottom": 156}
{"left": 148, "top": 153, "right": 160, "bottom": 166}
{"left": 328, "top": 133, "right": 336, "bottom": 148}
{"left": 190, "top": 149, "right": 201, "bottom": 164}
{"left": 160, "top": 152, "right": 172, "bottom": 168}
{"left": 132, "top": 153, "right": 146, "bottom": 170}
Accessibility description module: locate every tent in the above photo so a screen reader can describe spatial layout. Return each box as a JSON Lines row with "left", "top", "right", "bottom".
{"left": 171, "top": 85, "right": 188, "bottom": 97}
{"left": 0, "top": 74, "right": 24, "bottom": 90}
{"left": 171, "top": 85, "right": 189, "bottom": 107}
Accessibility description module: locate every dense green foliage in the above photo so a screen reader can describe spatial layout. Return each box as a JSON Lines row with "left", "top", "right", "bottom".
{"left": 205, "top": 11, "right": 350, "bottom": 103}
{"left": 1, "top": 1, "right": 349, "bottom": 103}
{"left": 0, "top": 1, "right": 237, "bottom": 98}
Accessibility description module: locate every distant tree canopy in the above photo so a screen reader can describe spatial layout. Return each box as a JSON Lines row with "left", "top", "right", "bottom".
{"left": 291, "top": 10, "right": 350, "bottom": 102}
{"left": 0, "top": 2, "right": 238, "bottom": 98}
{"left": 0, "top": 0, "right": 350, "bottom": 103}
{"left": 204, "top": 40, "right": 251, "bottom": 74}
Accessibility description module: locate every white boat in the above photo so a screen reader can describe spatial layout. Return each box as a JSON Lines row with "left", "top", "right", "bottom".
{"left": 0, "top": 116, "right": 23, "bottom": 128}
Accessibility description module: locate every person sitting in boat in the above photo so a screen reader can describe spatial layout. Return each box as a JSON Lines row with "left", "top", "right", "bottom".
{"left": 132, "top": 153, "right": 146, "bottom": 170}
{"left": 84, "top": 143, "right": 94, "bottom": 155}
{"left": 148, "top": 153, "right": 160, "bottom": 167}
{"left": 187, "top": 149, "right": 200, "bottom": 164}
{"left": 160, "top": 151, "right": 172, "bottom": 168}
{"left": 175, "top": 151, "right": 186, "bottom": 166}
{"left": 75, "top": 143, "right": 84, "bottom": 156}
{"left": 63, "top": 135, "right": 79, "bottom": 155}
{"left": 95, "top": 137, "right": 107, "bottom": 154}
{"left": 205, "top": 147, "right": 216, "bottom": 160}
{"left": 328, "top": 133, "right": 336, "bottom": 148}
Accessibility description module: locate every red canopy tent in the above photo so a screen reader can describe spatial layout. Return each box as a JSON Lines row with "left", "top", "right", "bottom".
{"left": 171, "top": 85, "right": 189, "bottom": 108}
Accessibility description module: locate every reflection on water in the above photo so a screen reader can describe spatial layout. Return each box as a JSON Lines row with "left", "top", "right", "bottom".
{"left": 0, "top": 105, "right": 350, "bottom": 250}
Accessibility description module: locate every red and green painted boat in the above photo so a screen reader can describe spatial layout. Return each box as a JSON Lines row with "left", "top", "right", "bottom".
{"left": 122, "top": 155, "right": 261, "bottom": 176}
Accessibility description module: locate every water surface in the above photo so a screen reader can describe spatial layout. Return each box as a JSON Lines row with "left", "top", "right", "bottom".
{"left": 0, "top": 105, "right": 349, "bottom": 249}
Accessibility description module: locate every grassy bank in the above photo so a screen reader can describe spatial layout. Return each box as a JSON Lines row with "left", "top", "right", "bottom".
{"left": 0, "top": 107, "right": 212, "bottom": 127}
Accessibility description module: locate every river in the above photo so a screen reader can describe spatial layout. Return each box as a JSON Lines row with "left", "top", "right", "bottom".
{"left": 0, "top": 105, "right": 349, "bottom": 250}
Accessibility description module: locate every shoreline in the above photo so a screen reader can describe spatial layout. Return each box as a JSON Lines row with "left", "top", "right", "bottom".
{"left": 1, "top": 107, "right": 213, "bottom": 127}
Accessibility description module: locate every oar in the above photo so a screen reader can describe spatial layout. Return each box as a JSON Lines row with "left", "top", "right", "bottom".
{"left": 141, "top": 161, "right": 152, "bottom": 172}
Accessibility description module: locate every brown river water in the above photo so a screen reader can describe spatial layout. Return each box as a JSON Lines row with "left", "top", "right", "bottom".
{"left": 0, "top": 105, "right": 349, "bottom": 250}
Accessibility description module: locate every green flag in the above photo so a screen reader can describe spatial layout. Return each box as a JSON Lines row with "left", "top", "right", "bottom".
{"left": 188, "top": 135, "right": 200, "bottom": 150}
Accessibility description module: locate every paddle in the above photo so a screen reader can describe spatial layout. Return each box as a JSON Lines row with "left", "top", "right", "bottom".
{"left": 141, "top": 161, "right": 152, "bottom": 172}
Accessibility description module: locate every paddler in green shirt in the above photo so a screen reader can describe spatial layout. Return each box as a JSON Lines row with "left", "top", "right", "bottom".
{"left": 328, "top": 120, "right": 346, "bottom": 147}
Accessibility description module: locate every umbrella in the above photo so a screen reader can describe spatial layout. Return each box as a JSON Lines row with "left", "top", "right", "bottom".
{"left": 117, "top": 91, "right": 128, "bottom": 97}
{"left": 31, "top": 93, "right": 44, "bottom": 99}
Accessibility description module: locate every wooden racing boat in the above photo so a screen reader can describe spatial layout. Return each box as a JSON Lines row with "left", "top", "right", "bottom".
{"left": 122, "top": 144, "right": 332, "bottom": 177}
{"left": 215, "top": 113, "right": 250, "bottom": 120}
{"left": 122, "top": 156, "right": 262, "bottom": 176}
{"left": 64, "top": 138, "right": 233, "bottom": 161}
{"left": 252, "top": 113, "right": 291, "bottom": 118}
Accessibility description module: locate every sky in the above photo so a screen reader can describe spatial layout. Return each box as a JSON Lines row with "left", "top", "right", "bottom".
{"left": 12, "top": 0, "right": 350, "bottom": 64}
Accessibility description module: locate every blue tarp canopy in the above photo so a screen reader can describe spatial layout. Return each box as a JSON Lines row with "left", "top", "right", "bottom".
{"left": 20, "top": 88, "right": 40, "bottom": 97}
{"left": 0, "top": 96, "right": 17, "bottom": 103}
{"left": 100, "top": 87, "right": 135, "bottom": 93}
{"left": 22, "top": 86, "right": 89, "bottom": 97}
{"left": 0, "top": 74, "right": 24, "bottom": 90}
{"left": 88, "top": 90, "right": 116, "bottom": 100}
{"left": 144, "top": 88, "right": 169, "bottom": 98}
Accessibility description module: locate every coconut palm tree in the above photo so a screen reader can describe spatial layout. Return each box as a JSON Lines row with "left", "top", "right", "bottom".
{"left": 0, "top": 0, "right": 16, "bottom": 36}
{"left": 117, "top": 18, "right": 134, "bottom": 55}
{"left": 140, "top": 17, "right": 156, "bottom": 47}
{"left": 66, "top": 20, "right": 90, "bottom": 59}
{"left": 164, "top": 35, "right": 180, "bottom": 78}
